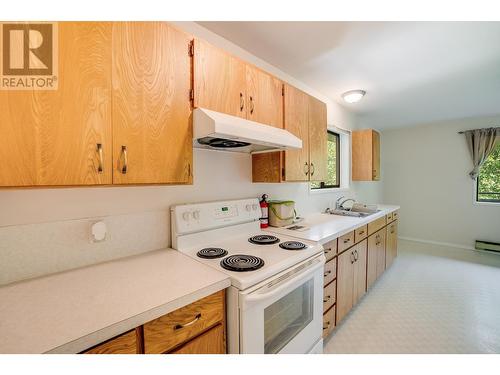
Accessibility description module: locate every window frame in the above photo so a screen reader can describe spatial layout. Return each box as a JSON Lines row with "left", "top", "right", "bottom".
{"left": 475, "top": 143, "right": 500, "bottom": 204}
{"left": 311, "top": 130, "right": 341, "bottom": 190}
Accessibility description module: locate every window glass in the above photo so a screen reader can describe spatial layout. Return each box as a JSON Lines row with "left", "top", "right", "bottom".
{"left": 477, "top": 143, "right": 500, "bottom": 203}
{"left": 311, "top": 131, "right": 340, "bottom": 189}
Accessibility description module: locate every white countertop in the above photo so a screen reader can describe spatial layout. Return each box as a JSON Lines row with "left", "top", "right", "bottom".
{"left": 0, "top": 249, "right": 230, "bottom": 354}
{"left": 266, "top": 204, "right": 400, "bottom": 245}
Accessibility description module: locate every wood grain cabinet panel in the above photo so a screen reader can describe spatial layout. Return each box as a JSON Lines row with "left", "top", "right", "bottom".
{"left": 336, "top": 249, "right": 354, "bottom": 324}
{"left": 355, "top": 225, "right": 368, "bottom": 243}
{"left": 112, "top": 22, "right": 192, "bottom": 185}
{"left": 367, "top": 228, "right": 386, "bottom": 289}
{"left": 83, "top": 329, "right": 139, "bottom": 354}
{"left": 283, "top": 84, "right": 310, "bottom": 181}
{"left": 0, "top": 22, "right": 112, "bottom": 187}
{"left": 169, "top": 324, "right": 225, "bottom": 354}
{"left": 323, "top": 259, "right": 336, "bottom": 285}
{"left": 323, "top": 305, "right": 336, "bottom": 339}
{"left": 193, "top": 39, "right": 246, "bottom": 118}
{"left": 143, "top": 291, "right": 224, "bottom": 354}
{"left": 323, "top": 279, "right": 336, "bottom": 313}
{"left": 368, "top": 216, "right": 386, "bottom": 235}
{"left": 352, "top": 240, "right": 367, "bottom": 305}
{"left": 246, "top": 65, "right": 283, "bottom": 128}
{"left": 352, "top": 129, "right": 380, "bottom": 181}
{"left": 338, "top": 231, "right": 355, "bottom": 253}
{"left": 386, "top": 220, "right": 398, "bottom": 268}
{"left": 308, "top": 95, "right": 328, "bottom": 182}
{"left": 323, "top": 239, "right": 338, "bottom": 262}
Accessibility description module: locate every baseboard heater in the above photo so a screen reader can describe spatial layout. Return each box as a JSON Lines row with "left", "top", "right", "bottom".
{"left": 475, "top": 240, "right": 500, "bottom": 254}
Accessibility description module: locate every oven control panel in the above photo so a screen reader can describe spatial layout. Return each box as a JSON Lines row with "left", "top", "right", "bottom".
{"left": 172, "top": 198, "right": 261, "bottom": 235}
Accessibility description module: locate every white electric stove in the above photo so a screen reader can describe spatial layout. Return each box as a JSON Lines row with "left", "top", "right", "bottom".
{"left": 171, "top": 198, "right": 325, "bottom": 354}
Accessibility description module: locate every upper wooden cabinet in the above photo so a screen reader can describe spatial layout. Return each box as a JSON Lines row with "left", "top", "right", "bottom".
{"left": 193, "top": 39, "right": 246, "bottom": 118}
{"left": 252, "top": 84, "right": 328, "bottom": 183}
{"left": 0, "top": 22, "right": 113, "bottom": 187}
{"left": 112, "top": 22, "right": 192, "bottom": 185}
{"left": 308, "top": 96, "right": 328, "bottom": 182}
{"left": 352, "top": 129, "right": 380, "bottom": 181}
{"left": 193, "top": 39, "right": 283, "bottom": 128}
{"left": 245, "top": 65, "right": 283, "bottom": 128}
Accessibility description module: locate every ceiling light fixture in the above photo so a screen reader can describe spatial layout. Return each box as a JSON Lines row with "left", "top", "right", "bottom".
{"left": 342, "top": 90, "right": 366, "bottom": 104}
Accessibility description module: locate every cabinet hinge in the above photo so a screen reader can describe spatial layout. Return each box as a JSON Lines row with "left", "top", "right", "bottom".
{"left": 188, "top": 40, "right": 194, "bottom": 57}
{"left": 189, "top": 89, "right": 194, "bottom": 101}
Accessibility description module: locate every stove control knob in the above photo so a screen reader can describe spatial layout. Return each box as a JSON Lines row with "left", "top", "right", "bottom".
{"left": 252, "top": 204, "right": 258, "bottom": 211}
{"left": 182, "top": 212, "right": 191, "bottom": 221}
{"left": 192, "top": 210, "right": 200, "bottom": 220}
{"left": 245, "top": 204, "right": 252, "bottom": 212}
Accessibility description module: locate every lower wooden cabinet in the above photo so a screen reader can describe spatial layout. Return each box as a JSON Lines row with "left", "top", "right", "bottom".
{"left": 367, "top": 228, "right": 386, "bottom": 289}
{"left": 385, "top": 220, "right": 398, "bottom": 268}
{"left": 336, "top": 240, "right": 367, "bottom": 324}
{"left": 82, "top": 290, "right": 226, "bottom": 354}
{"left": 169, "top": 324, "right": 225, "bottom": 354}
{"left": 323, "top": 305, "right": 336, "bottom": 339}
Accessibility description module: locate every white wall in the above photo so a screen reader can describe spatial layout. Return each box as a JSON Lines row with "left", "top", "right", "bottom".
{"left": 381, "top": 115, "right": 500, "bottom": 249}
{"left": 0, "top": 22, "right": 358, "bottom": 285}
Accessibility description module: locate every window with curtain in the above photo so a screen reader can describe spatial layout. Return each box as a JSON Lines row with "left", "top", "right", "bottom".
{"left": 477, "top": 142, "right": 500, "bottom": 203}
{"left": 311, "top": 131, "right": 340, "bottom": 189}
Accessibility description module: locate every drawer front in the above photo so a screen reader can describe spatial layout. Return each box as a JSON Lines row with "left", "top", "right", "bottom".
{"left": 322, "top": 305, "right": 336, "bottom": 339}
{"left": 392, "top": 210, "right": 399, "bottom": 221}
{"left": 354, "top": 225, "right": 368, "bottom": 243}
{"left": 144, "top": 291, "right": 224, "bottom": 354}
{"left": 338, "top": 231, "right": 355, "bottom": 253}
{"left": 323, "top": 259, "right": 336, "bottom": 285}
{"left": 323, "top": 279, "right": 336, "bottom": 313}
{"left": 83, "top": 329, "right": 138, "bottom": 354}
{"left": 169, "top": 324, "right": 225, "bottom": 354}
{"left": 368, "top": 216, "right": 386, "bottom": 235}
{"left": 323, "top": 239, "right": 337, "bottom": 262}
{"left": 386, "top": 212, "right": 393, "bottom": 222}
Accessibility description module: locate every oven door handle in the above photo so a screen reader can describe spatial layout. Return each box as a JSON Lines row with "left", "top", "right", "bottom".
{"left": 243, "top": 257, "right": 324, "bottom": 304}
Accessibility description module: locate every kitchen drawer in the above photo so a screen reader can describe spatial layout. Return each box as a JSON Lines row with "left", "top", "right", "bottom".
{"left": 368, "top": 216, "right": 386, "bottom": 235}
{"left": 386, "top": 212, "right": 393, "bottom": 222}
{"left": 354, "top": 225, "right": 368, "bottom": 243}
{"left": 323, "top": 239, "right": 337, "bottom": 262}
{"left": 322, "top": 305, "right": 336, "bottom": 339}
{"left": 338, "top": 231, "right": 355, "bottom": 253}
{"left": 323, "top": 259, "right": 336, "bottom": 285}
{"left": 144, "top": 290, "right": 224, "bottom": 354}
{"left": 83, "top": 329, "right": 139, "bottom": 354}
{"left": 392, "top": 210, "right": 399, "bottom": 220}
{"left": 323, "top": 279, "right": 336, "bottom": 313}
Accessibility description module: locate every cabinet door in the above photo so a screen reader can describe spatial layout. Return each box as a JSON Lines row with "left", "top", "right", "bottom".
{"left": 283, "top": 84, "right": 309, "bottom": 181}
{"left": 193, "top": 39, "right": 246, "bottom": 118}
{"left": 0, "top": 22, "right": 112, "bottom": 186}
{"left": 376, "top": 228, "right": 386, "bottom": 279}
{"left": 246, "top": 65, "right": 283, "bottom": 128}
{"left": 83, "top": 329, "right": 139, "bottom": 354}
{"left": 366, "top": 233, "right": 378, "bottom": 289}
{"left": 372, "top": 130, "right": 380, "bottom": 180}
{"left": 336, "top": 250, "right": 354, "bottom": 324}
{"left": 308, "top": 95, "right": 328, "bottom": 182}
{"left": 386, "top": 220, "right": 398, "bottom": 268}
{"left": 169, "top": 324, "right": 225, "bottom": 354}
{"left": 112, "top": 22, "right": 192, "bottom": 184}
{"left": 352, "top": 240, "right": 367, "bottom": 305}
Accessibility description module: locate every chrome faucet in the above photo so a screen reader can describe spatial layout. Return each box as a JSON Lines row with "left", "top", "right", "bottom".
{"left": 335, "top": 196, "right": 356, "bottom": 210}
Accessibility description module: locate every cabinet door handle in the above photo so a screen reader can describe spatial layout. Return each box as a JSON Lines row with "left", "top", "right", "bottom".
{"left": 96, "top": 143, "right": 104, "bottom": 174}
{"left": 304, "top": 162, "right": 309, "bottom": 176}
{"left": 119, "top": 146, "right": 128, "bottom": 174}
{"left": 174, "top": 313, "right": 201, "bottom": 330}
{"left": 343, "top": 238, "right": 350, "bottom": 244}
{"left": 350, "top": 251, "right": 355, "bottom": 264}
{"left": 240, "top": 92, "right": 245, "bottom": 112}
{"left": 324, "top": 270, "right": 332, "bottom": 277}
{"left": 310, "top": 162, "right": 315, "bottom": 176}
{"left": 323, "top": 295, "right": 331, "bottom": 303}
{"left": 354, "top": 249, "right": 359, "bottom": 261}
{"left": 359, "top": 230, "right": 365, "bottom": 235}
{"left": 249, "top": 96, "right": 254, "bottom": 114}
{"left": 323, "top": 322, "right": 330, "bottom": 330}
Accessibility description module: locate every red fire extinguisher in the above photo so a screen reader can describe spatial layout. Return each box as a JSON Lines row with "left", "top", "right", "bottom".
{"left": 259, "top": 194, "right": 269, "bottom": 229}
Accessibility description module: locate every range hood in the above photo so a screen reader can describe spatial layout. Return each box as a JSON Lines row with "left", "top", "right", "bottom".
{"left": 193, "top": 108, "right": 302, "bottom": 153}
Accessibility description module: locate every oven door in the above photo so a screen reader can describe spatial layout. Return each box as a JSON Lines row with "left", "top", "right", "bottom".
{"left": 239, "top": 254, "right": 325, "bottom": 354}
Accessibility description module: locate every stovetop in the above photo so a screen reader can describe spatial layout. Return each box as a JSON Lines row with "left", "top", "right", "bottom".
{"left": 177, "top": 229, "right": 323, "bottom": 290}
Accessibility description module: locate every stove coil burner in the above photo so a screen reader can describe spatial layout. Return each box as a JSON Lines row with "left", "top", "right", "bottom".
{"left": 279, "top": 241, "right": 307, "bottom": 251}
{"left": 197, "top": 248, "right": 228, "bottom": 259}
{"left": 220, "top": 255, "right": 265, "bottom": 272}
{"left": 248, "top": 235, "right": 280, "bottom": 245}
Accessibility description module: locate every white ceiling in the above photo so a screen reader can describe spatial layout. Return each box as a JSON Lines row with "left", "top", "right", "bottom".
{"left": 197, "top": 22, "right": 500, "bottom": 129}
